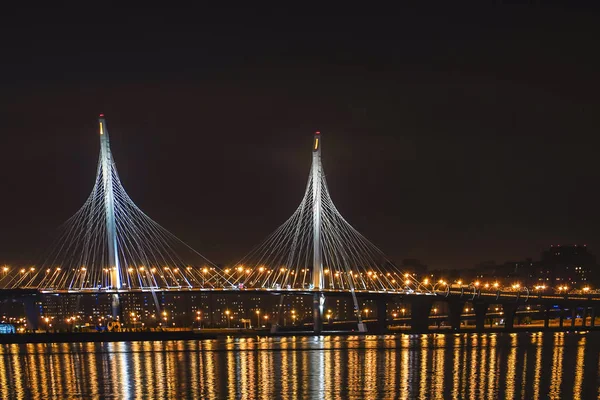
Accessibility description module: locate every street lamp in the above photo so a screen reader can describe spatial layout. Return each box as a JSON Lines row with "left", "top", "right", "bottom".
{"left": 196, "top": 310, "right": 202, "bottom": 328}
{"left": 255, "top": 310, "right": 261, "bottom": 328}
{"left": 225, "top": 310, "right": 231, "bottom": 328}
{"left": 558, "top": 285, "right": 568, "bottom": 293}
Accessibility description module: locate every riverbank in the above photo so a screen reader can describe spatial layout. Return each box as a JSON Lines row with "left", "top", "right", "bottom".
{"left": 1, "top": 324, "right": 600, "bottom": 344}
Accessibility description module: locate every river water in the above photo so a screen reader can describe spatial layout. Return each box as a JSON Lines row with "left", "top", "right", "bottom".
{"left": 0, "top": 332, "right": 599, "bottom": 399}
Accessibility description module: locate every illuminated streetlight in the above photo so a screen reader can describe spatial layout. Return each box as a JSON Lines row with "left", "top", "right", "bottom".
{"left": 225, "top": 310, "right": 231, "bottom": 328}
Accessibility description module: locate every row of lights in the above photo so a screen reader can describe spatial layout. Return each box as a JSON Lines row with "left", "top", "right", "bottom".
{"left": 423, "top": 277, "right": 592, "bottom": 292}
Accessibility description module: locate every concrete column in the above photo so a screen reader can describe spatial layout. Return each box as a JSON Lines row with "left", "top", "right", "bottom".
{"left": 590, "top": 307, "right": 596, "bottom": 327}
{"left": 313, "top": 293, "right": 324, "bottom": 333}
{"left": 543, "top": 306, "right": 550, "bottom": 328}
{"left": 474, "top": 302, "right": 487, "bottom": 331}
{"left": 23, "top": 295, "right": 40, "bottom": 331}
{"left": 410, "top": 296, "right": 434, "bottom": 332}
{"left": 375, "top": 298, "right": 388, "bottom": 333}
{"left": 448, "top": 300, "right": 464, "bottom": 331}
{"left": 582, "top": 307, "right": 588, "bottom": 327}
{"left": 559, "top": 308, "right": 565, "bottom": 327}
{"left": 503, "top": 303, "right": 517, "bottom": 330}
{"left": 571, "top": 307, "right": 577, "bottom": 328}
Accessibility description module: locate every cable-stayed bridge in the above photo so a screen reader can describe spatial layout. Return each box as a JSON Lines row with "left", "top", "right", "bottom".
{"left": 0, "top": 116, "right": 426, "bottom": 332}
{"left": 2, "top": 116, "right": 599, "bottom": 334}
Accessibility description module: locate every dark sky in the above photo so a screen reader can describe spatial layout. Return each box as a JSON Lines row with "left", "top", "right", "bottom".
{"left": 1, "top": 4, "right": 599, "bottom": 269}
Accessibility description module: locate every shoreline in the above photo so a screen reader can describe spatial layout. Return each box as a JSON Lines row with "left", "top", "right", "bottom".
{"left": 1, "top": 325, "right": 599, "bottom": 344}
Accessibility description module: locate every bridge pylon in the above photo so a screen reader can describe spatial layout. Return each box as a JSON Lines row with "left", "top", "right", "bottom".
{"left": 233, "top": 131, "right": 425, "bottom": 333}
{"left": 311, "top": 132, "right": 325, "bottom": 332}
{"left": 4, "top": 115, "right": 226, "bottom": 315}
{"left": 98, "top": 115, "right": 122, "bottom": 319}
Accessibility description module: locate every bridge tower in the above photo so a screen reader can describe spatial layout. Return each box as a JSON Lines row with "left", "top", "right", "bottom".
{"left": 98, "top": 115, "right": 122, "bottom": 318}
{"left": 311, "top": 132, "right": 325, "bottom": 332}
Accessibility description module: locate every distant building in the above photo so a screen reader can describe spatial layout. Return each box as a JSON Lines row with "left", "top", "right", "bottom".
{"left": 537, "top": 245, "right": 597, "bottom": 287}
{"left": 498, "top": 259, "right": 536, "bottom": 284}
{"left": 401, "top": 259, "right": 428, "bottom": 275}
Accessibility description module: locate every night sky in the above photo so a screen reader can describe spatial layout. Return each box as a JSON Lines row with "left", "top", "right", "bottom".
{"left": 1, "top": 4, "right": 599, "bottom": 269}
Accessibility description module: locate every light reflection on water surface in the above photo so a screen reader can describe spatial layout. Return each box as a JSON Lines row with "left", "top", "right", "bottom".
{"left": 0, "top": 332, "right": 598, "bottom": 399}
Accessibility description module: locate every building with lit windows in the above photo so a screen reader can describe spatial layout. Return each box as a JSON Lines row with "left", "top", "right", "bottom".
{"left": 537, "top": 244, "right": 598, "bottom": 287}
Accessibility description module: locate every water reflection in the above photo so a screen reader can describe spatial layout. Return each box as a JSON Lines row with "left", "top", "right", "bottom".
{"left": 0, "top": 332, "right": 599, "bottom": 399}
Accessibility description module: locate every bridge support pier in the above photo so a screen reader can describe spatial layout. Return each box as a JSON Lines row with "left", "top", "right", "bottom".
{"left": 474, "top": 302, "right": 487, "bottom": 331}
{"left": 111, "top": 293, "right": 121, "bottom": 321}
{"left": 590, "top": 307, "right": 596, "bottom": 327}
{"left": 313, "top": 293, "right": 324, "bottom": 333}
{"left": 543, "top": 306, "right": 550, "bottom": 328}
{"left": 23, "top": 296, "right": 39, "bottom": 331}
{"left": 503, "top": 304, "right": 517, "bottom": 330}
{"left": 571, "top": 307, "right": 577, "bottom": 328}
{"left": 375, "top": 298, "right": 388, "bottom": 333}
{"left": 448, "top": 300, "right": 464, "bottom": 331}
{"left": 559, "top": 308, "right": 565, "bottom": 327}
{"left": 410, "top": 296, "right": 433, "bottom": 332}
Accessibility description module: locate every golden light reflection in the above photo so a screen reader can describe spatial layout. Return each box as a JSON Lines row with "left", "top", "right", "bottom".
{"left": 452, "top": 334, "right": 462, "bottom": 399}
{"left": 419, "top": 335, "right": 428, "bottom": 397}
{"left": 533, "top": 332, "right": 543, "bottom": 400}
{"left": 0, "top": 333, "right": 596, "bottom": 398}
{"left": 573, "top": 335, "right": 585, "bottom": 399}
{"left": 400, "top": 336, "right": 410, "bottom": 400}
{"left": 549, "top": 332, "right": 565, "bottom": 398}
{"left": 505, "top": 334, "right": 518, "bottom": 398}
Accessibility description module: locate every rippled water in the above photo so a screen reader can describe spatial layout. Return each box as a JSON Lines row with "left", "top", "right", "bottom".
{"left": 1, "top": 332, "right": 599, "bottom": 399}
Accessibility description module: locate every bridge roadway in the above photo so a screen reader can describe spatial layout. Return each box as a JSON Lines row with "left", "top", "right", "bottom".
{"left": 2, "top": 287, "right": 600, "bottom": 332}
